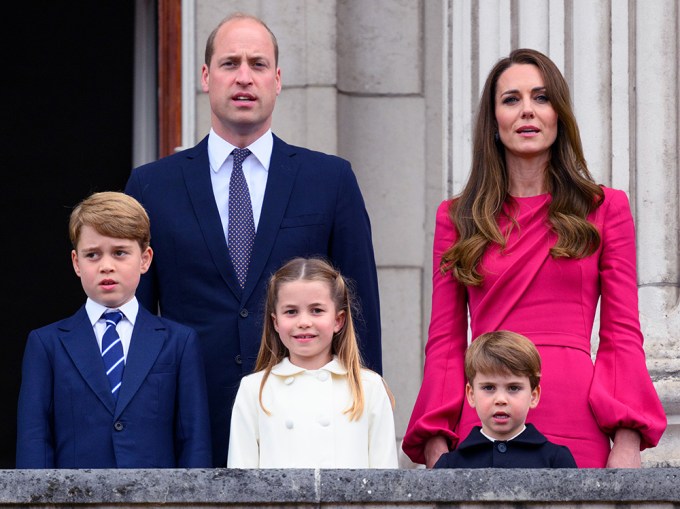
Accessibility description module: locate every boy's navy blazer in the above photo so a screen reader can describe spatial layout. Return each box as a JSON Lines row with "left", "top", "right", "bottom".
{"left": 16, "top": 305, "right": 212, "bottom": 468}
{"left": 125, "top": 134, "right": 382, "bottom": 466}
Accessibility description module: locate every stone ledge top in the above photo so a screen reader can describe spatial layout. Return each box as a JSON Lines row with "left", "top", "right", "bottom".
{"left": 0, "top": 468, "right": 678, "bottom": 505}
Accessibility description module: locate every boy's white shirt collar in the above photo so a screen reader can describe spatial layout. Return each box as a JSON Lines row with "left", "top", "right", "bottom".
{"left": 85, "top": 297, "right": 139, "bottom": 326}
{"left": 207, "top": 128, "right": 273, "bottom": 173}
{"left": 480, "top": 425, "right": 527, "bottom": 442}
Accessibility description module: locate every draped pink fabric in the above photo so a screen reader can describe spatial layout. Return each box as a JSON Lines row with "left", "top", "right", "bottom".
{"left": 403, "top": 187, "right": 666, "bottom": 468}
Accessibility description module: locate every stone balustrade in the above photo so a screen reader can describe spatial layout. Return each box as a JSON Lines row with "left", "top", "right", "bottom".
{"left": 1, "top": 468, "right": 678, "bottom": 507}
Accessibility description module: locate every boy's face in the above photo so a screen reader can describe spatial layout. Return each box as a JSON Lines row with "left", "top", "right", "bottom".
{"left": 72, "top": 225, "right": 152, "bottom": 309}
{"left": 466, "top": 370, "right": 540, "bottom": 441}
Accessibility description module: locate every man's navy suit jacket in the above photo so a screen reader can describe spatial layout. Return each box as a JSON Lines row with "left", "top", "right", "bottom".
{"left": 125, "top": 135, "right": 382, "bottom": 466}
{"left": 16, "top": 305, "right": 212, "bottom": 468}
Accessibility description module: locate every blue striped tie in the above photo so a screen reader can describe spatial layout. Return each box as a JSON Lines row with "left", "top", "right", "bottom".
{"left": 101, "top": 311, "right": 125, "bottom": 400}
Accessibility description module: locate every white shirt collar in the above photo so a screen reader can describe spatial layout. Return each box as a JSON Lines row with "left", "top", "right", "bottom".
{"left": 207, "top": 128, "right": 273, "bottom": 173}
{"left": 271, "top": 356, "right": 348, "bottom": 377}
{"left": 480, "top": 424, "right": 527, "bottom": 442}
{"left": 85, "top": 297, "right": 139, "bottom": 326}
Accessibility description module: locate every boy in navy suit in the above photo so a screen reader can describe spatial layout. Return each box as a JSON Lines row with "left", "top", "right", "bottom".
{"left": 16, "top": 192, "right": 212, "bottom": 468}
{"left": 434, "top": 331, "right": 576, "bottom": 468}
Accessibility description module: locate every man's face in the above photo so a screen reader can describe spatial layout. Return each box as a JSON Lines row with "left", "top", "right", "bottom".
{"left": 201, "top": 18, "right": 281, "bottom": 146}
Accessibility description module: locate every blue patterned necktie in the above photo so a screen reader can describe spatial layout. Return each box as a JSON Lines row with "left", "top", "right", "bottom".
{"left": 101, "top": 311, "right": 125, "bottom": 400}
{"left": 228, "top": 148, "right": 255, "bottom": 288}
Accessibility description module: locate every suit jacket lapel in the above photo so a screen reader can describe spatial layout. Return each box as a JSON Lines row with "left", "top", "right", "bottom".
{"left": 182, "top": 137, "right": 242, "bottom": 298}
{"left": 242, "top": 135, "right": 298, "bottom": 302}
{"left": 114, "top": 307, "right": 165, "bottom": 418}
{"left": 59, "top": 307, "right": 116, "bottom": 415}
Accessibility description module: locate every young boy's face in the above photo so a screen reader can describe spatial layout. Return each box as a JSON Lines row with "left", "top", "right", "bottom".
{"left": 72, "top": 225, "right": 152, "bottom": 309}
{"left": 466, "top": 370, "right": 540, "bottom": 441}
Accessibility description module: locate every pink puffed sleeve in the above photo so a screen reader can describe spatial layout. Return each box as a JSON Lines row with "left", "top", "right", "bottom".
{"left": 402, "top": 200, "right": 469, "bottom": 465}
{"left": 589, "top": 188, "right": 667, "bottom": 449}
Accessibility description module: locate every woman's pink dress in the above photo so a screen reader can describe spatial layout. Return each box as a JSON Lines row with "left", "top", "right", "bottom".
{"left": 403, "top": 187, "right": 666, "bottom": 468}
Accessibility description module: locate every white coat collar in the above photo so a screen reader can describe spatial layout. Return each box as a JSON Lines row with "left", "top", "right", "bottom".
{"left": 271, "top": 356, "right": 347, "bottom": 376}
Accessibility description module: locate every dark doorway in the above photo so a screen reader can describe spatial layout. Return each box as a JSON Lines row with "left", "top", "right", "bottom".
{"left": 2, "top": 3, "right": 136, "bottom": 467}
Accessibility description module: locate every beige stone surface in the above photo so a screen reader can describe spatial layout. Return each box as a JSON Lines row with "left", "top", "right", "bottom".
{"left": 377, "top": 267, "right": 423, "bottom": 440}
{"left": 337, "top": 94, "right": 426, "bottom": 267}
{"left": 264, "top": 0, "right": 336, "bottom": 87}
{"left": 185, "top": 0, "right": 678, "bottom": 467}
{"left": 337, "top": 0, "right": 421, "bottom": 94}
{"left": 272, "top": 86, "right": 338, "bottom": 155}
{"left": 443, "top": 0, "right": 679, "bottom": 467}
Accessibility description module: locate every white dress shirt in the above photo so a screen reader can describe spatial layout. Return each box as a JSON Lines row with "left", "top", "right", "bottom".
{"left": 228, "top": 356, "right": 398, "bottom": 468}
{"left": 85, "top": 297, "right": 139, "bottom": 360}
{"left": 207, "top": 128, "right": 272, "bottom": 244}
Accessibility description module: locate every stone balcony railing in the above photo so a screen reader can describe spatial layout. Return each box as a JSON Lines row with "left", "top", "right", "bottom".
{"left": 0, "top": 468, "right": 678, "bottom": 508}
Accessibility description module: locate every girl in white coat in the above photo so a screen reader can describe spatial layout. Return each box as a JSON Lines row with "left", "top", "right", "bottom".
{"left": 227, "top": 257, "right": 398, "bottom": 468}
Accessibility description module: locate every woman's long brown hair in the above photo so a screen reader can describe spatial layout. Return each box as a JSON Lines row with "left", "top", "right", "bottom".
{"left": 441, "top": 48, "right": 604, "bottom": 286}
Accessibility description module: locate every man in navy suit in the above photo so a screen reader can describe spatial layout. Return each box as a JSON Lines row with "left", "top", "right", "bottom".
{"left": 125, "top": 13, "right": 382, "bottom": 467}
{"left": 16, "top": 192, "right": 211, "bottom": 468}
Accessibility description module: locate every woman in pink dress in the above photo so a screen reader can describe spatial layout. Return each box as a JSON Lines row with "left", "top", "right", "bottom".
{"left": 403, "top": 49, "right": 666, "bottom": 468}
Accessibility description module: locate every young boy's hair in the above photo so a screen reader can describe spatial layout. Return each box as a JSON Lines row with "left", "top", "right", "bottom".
{"left": 69, "top": 191, "right": 151, "bottom": 250}
{"left": 255, "top": 257, "right": 366, "bottom": 420}
{"left": 465, "top": 331, "right": 541, "bottom": 389}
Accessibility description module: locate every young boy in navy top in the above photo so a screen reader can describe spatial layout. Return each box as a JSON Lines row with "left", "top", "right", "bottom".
{"left": 434, "top": 331, "right": 576, "bottom": 468}
{"left": 16, "top": 192, "right": 212, "bottom": 468}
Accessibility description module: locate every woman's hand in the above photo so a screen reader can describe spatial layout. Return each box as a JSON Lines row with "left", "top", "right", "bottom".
{"left": 606, "top": 428, "right": 641, "bottom": 468}
{"left": 424, "top": 435, "right": 449, "bottom": 468}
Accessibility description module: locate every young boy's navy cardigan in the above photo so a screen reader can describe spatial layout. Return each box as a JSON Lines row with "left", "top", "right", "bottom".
{"left": 434, "top": 423, "right": 577, "bottom": 468}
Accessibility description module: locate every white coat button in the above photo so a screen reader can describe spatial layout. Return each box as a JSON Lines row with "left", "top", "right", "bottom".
{"left": 285, "top": 419, "right": 294, "bottom": 429}
{"left": 317, "top": 371, "right": 329, "bottom": 382}
{"left": 319, "top": 417, "right": 331, "bottom": 427}
{"left": 284, "top": 376, "right": 295, "bottom": 385}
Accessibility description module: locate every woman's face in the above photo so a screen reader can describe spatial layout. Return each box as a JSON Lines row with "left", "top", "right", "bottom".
{"left": 494, "top": 63, "right": 558, "bottom": 163}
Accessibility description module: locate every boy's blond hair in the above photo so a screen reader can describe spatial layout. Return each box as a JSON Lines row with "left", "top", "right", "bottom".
{"left": 465, "top": 331, "right": 541, "bottom": 389}
{"left": 69, "top": 192, "right": 150, "bottom": 250}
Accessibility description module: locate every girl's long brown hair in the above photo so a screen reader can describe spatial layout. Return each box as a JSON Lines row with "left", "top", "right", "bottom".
{"left": 441, "top": 48, "right": 603, "bottom": 286}
{"left": 255, "top": 257, "right": 366, "bottom": 420}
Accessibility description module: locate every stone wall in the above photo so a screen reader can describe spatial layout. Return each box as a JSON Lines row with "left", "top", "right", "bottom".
{"left": 192, "top": 0, "right": 435, "bottom": 446}
{"left": 1, "top": 468, "right": 678, "bottom": 507}
{"left": 443, "top": 0, "right": 680, "bottom": 468}
{"left": 186, "top": 0, "right": 679, "bottom": 467}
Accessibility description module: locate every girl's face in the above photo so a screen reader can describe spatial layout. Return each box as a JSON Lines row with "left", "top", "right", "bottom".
{"left": 272, "top": 279, "right": 346, "bottom": 370}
